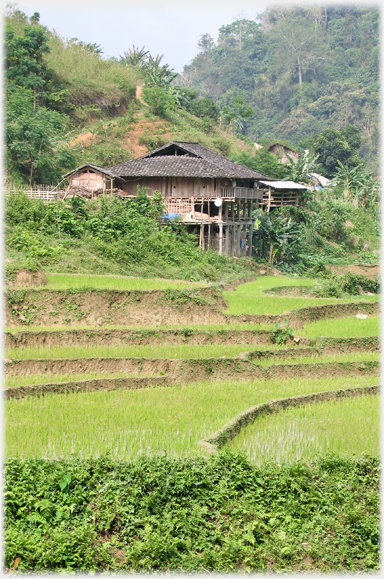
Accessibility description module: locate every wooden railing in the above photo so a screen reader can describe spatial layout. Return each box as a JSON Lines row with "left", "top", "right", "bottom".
{"left": 169, "top": 187, "right": 263, "bottom": 200}
{"left": 221, "top": 187, "right": 264, "bottom": 200}
{"left": 165, "top": 199, "right": 193, "bottom": 216}
{"left": 5, "top": 186, "right": 60, "bottom": 202}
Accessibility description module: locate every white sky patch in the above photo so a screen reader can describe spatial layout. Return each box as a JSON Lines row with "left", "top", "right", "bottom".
{"left": 6, "top": 1, "right": 268, "bottom": 73}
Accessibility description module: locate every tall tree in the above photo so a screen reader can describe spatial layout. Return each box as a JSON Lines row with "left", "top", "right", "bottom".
{"left": 313, "top": 125, "right": 362, "bottom": 178}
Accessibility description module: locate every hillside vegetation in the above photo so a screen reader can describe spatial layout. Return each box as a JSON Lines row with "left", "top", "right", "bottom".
{"left": 4, "top": 6, "right": 261, "bottom": 186}
{"left": 181, "top": 5, "right": 379, "bottom": 174}
{"left": 4, "top": 5, "right": 380, "bottom": 282}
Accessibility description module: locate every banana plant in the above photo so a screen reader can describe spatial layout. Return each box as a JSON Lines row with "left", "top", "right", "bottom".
{"left": 330, "top": 160, "right": 365, "bottom": 200}
{"left": 284, "top": 149, "right": 318, "bottom": 184}
{"left": 253, "top": 210, "right": 301, "bottom": 264}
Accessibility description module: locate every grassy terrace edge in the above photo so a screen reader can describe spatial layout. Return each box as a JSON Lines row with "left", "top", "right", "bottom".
{"left": 5, "top": 359, "right": 379, "bottom": 398}
{"left": 199, "top": 385, "right": 380, "bottom": 454}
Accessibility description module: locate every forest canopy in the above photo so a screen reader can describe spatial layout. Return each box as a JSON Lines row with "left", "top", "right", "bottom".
{"left": 180, "top": 5, "right": 379, "bottom": 174}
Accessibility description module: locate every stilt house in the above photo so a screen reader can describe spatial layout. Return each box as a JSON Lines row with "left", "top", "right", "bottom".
{"left": 108, "top": 141, "right": 268, "bottom": 257}
{"left": 61, "top": 141, "right": 308, "bottom": 256}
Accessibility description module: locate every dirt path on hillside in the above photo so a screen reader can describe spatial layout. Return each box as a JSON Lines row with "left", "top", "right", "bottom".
{"left": 330, "top": 264, "right": 380, "bottom": 279}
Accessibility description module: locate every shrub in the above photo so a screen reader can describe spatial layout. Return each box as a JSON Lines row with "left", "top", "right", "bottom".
{"left": 314, "top": 272, "right": 380, "bottom": 297}
{"left": 271, "top": 321, "right": 294, "bottom": 344}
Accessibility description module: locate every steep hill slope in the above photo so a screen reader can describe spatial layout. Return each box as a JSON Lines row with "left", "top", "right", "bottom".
{"left": 180, "top": 5, "right": 379, "bottom": 174}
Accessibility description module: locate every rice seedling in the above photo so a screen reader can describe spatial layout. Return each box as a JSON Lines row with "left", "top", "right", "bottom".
{"left": 6, "top": 342, "right": 287, "bottom": 361}
{"left": 253, "top": 351, "right": 379, "bottom": 367}
{"left": 226, "top": 393, "right": 379, "bottom": 464}
{"left": 300, "top": 315, "right": 380, "bottom": 338}
{"left": 233, "top": 276, "right": 317, "bottom": 294}
{"left": 224, "top": 276, "right": 378, "bottom": 315}
{"left": 224, "top": 292, "right": 378, "bottom": 316}
{"left": 5, "top": 374, "right": 376, "bottom": 460}
{"left": 42, "top": 273, "right": 207, "bottom": 291}
{"left": 6, "top": 321, "right": 276, "bottom": 334}
{"left": 4, "top": 370, "right": 157, "bottom": 389}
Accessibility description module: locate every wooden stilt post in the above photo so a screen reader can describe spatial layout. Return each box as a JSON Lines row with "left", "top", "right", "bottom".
{"left": 267, "top": 188, "right": 272, "bottom": 213}
{"left": 200, "top": 224, "right": 204, "bottom": 249}
{"left": 248, "top": 223, "right": 253, "bottom": 256}
{"left": 224, "top": 201, "right": 228, "bottom": 221}
{"left": 224, "top": 225, "right": 229, "bottom": 255}
{"left": 208, "top": 224, "right": 211, "bottom": 249}
{"left": 219, "top": 223, "right": 223, "bottom": 255}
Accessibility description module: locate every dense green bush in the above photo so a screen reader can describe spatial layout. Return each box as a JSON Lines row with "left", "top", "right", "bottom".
{"left": 314, "top": 272, "right": 380, "bottom": 297}
{"left": 4, "top": 453, "right": 379, "bottom": 572}
{"left": 5, "top": 192, "right": 254, "bottom": 281}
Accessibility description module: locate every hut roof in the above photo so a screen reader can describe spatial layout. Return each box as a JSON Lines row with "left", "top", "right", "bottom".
{"left": 109, "top": 141, "right": 268, "bottom": 180}
{"left": 267, "top": 143, "right": 301, "bottom": 155}
{"left": 62, "top": 163, "right": 121, "bottom": 180}
{"left": 259, "top": 180, "right": 308, "bottom": 190}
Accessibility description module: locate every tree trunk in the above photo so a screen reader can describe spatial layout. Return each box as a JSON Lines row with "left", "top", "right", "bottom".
{"left": 298, "top": 57, "right": 302, "bottom": 86}
{"left": 269, "top": 244, "right": 274, "bottom": 264}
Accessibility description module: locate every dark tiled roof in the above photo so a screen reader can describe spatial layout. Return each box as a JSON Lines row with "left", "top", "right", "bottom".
{"left": 109, "top": 141, "right": 268, "bottom": 179}
{"left": 63, "top": 163, "right": 121, "bottom": 180}
{"left": 109, "top": 157, "right": 232, "bottom": 178}
{"left": 267, "top": 143, "right": 300, "bottom": 155}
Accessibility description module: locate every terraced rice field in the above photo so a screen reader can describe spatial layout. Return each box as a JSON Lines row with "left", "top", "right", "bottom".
{"left": 225, "top": 393, "right": 379, "bottom": 464}
{"left": 5, "top": 274, "right": 380, "bottom": 464}
{"left": 44, "top": 273, "right": 207, "bottom": 291}
{"left": 223, "top": 277, "right": 379, "bottom": 315}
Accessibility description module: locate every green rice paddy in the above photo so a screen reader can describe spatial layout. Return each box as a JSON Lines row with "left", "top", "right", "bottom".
{"left": 226, "top": 393, "right": 379, "bottom": 463}
{"left": 300, "top": 315, "right": 380, "bottom": 338}
{"left": 43, "top": 273, "right": 206, "bottom": 291}
{"left": 5, "top": 375, "right": 377, "bottom": 460}
{"left": 5, "top": 272, "right": 380, "bottom": 464}
{"left": 4, "top": 371, "right": 158, "bottom": 389}
{"left": 6, "top": 342, "right": 285, "bottom": 361}
{"left": 224, "top": 277, "right": 378, "bottom": 315}
{"left": 252, "top": 351, "right": 379, "bottom": 366}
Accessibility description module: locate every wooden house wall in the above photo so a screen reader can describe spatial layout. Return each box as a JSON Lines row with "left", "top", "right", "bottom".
{"left": 121, "top": 177, "right": 220, "bottom": 198}
{"left": 70, "top": 170, "right": 107, "bottom": 190}
{"left": 121, "top": 177, "right": 165, "bottom": 197}
{"left": 119, "top": 177, "right": 253, "bottom": 198}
